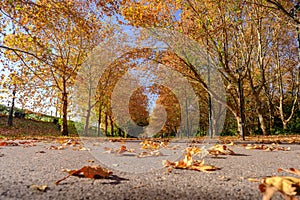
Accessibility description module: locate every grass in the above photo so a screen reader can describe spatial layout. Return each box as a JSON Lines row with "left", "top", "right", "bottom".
{"left": 0, "top": 115, "right": 63, "bottom": 138}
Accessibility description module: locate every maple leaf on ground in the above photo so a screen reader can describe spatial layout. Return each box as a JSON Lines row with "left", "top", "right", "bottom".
{"left": 259, "top": 176, "right": 300, "bottom": 200}
{"left": 163, "top": 146, "right": 220, "bottom": 172}
{"left": 208, "top": 144, "right": 235, "bottom": 157}
{"left": 55, "top": 165, "right": 113, "bottom": 185}
{"left": 250, "top": 168, "right": 300, "bottom": 200}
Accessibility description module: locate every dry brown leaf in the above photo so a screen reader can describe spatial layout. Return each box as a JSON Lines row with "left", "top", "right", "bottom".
{"left": 136, "top": 150, "right": 162, "bottom": 158}
{"left": 140, "top": 140, "right": 160, "bottom": 150}
{"left": 61, "top": 139, "right": 81, "bottom": 146}
{"left": 245, "top": 144, "right": 290, "bottom": 151}
{"left": 103, "top": 146, "right": 113, "bottom": 153}
{"left": 103, "top": 145, "right": 134, "bottom": 154}
{"left": 73, "top": 146, "right": 90, "bottom": 151}
{"left": 260, "top": 176, "right": 300, "bottom": 199}
{"left": 55, "top": 165, "right": 112, "bottom": 185}
{"left": 208, "top": 144, "right": 235, "bottom": 157}
{"left": 278, "top": 168, "right": 300, "bottom": 177}
{"left": 189, "top": 163, "right": 221, "bottom": 172}
{"left": 248, "top": 177, "right": 261, "bottom": 182}
{"left": 117, "top": 145, "right": 127, "bottom": 154}
{"left": 163, "top": 146, "right": 220, "bottom": 172}
{"left": 30, "top": 184, "right": 48, "bottom": 192}
{"left": 48, "top": 145, "right": 66, "bottom": 150}
{"left": 0, "top": 141, "right": 19, "bottom": 146}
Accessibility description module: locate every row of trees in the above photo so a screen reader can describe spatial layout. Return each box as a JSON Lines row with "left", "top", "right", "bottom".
{"left": 0, "top": 0, "right": 299, "bottom": 137}
{"left": 120, "top": 0, "right": 300, "bottom": 136}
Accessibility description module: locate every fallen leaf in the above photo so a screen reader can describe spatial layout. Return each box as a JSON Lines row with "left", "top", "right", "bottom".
{"left": 61, "top": 139, "right": 81, "bottom": 146}
{"left": 245, "top": 144, "right": 290, "bottom": 151}
{"left": 0, "top": 141, "right": 19, "bottom": 146}
{"left": 218, "top": 176, "right": 231, "bottom": 181}
{"left": 48, "top": 145, "right": 65, "bottom": 150}
{"left": 30, "top": 184, "right": 48, "bottom": 192}
{"left": 163, "top": 146, "right": 220, "bottom": 172}
{"left": 261, "top": 176, "right": 300, "bottom": 196}
{"left": 74, "top": 146, "right": 90, "bottom": 151}
{"left": 248, "top": 178, "right": 260, "bottom": 182}
{"left": 136, "top": 150, "right": 162, "bottom": 158}
{"left": 55, "top": 165, "right": 112, "bottom": 185}
{"left": 140, "top": 140, "right": 160, "bottom": 150}
{"left": 103, "top": 146, "right": 114, "bottom": 153}
{"left": 117, "top": 145, "right": 127, "bottom": 154}
{"left": 278, "top": 168, "right": 300, "bottom": 177}
{"left": 208, "top": 144, "right": 235, "bottom": 157}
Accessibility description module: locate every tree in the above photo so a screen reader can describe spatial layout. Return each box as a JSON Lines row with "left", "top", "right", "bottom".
{"left": 118, "top": 0, "right": 299, "bottom": 136}
{"left": 129, "top": 87, "right": 150, "bottom": 127}
{"left": 0, "top": 0, "right": 113, "bottom": 135}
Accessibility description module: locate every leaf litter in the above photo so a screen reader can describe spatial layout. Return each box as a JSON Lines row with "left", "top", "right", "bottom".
{"left": 245, "top": 143, "right": 291, "bottom": 151}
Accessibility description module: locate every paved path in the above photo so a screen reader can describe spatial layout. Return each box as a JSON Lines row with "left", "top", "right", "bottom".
{"left": 0, "top": 139, "right": 300, "bottom": 200}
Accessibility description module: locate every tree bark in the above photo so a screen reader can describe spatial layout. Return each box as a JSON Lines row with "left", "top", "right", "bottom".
{"left": 257, "top": 106, "right": 269, "bottom": 135}
{"left": 7, "top": 88, "right": 16, "bottom": 127}
{"left": 61, "top": 79, "right": 68, "bottom": 136}
{"left": 104, "top": 112, "right": 108, "bottom": 137}
{"left": 109, "top": 115, "right": 114, "bottom": 137}
{"left": 83, "top": 107, "right": 91, "bottom": 136}
{"left": 97, "top": 104, "right": 102, "bottom": 136}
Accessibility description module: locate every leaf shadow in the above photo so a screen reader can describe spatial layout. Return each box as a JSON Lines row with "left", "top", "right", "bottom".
{"left": 101, "top": 175, "right": 129, "bottom": 185}
{"left": 230, "top": 153, "right": 249, "bottom": 156}
{"left": 210, "top": 156, "right": 227, "bottom": 159}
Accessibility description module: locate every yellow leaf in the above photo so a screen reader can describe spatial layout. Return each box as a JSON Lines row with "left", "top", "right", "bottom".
{"left": 262, "top": 176, "right": 300, "bottom": 196}
{"left": 30, "top": 185, "right": 48, "bottom": 192}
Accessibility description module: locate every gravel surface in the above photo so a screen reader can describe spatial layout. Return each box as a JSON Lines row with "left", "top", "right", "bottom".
{"left": 0, "top": 139, "right": 300, "bottom": 200}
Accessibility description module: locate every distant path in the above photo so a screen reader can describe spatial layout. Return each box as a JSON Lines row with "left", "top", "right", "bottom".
{"left": 0, "top": 139, "right": 299, "bottom": 200}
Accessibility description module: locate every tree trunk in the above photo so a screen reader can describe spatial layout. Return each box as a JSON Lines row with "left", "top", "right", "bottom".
{"left": 234, "top": 114, "right": 247, "bottom": 137}
{"left": 282, "top": 121, "right": 287, "bottom": 130}
{"left": 83, "top": 107, "right": 91, "bottom": 136}
{"left": 97, "top": 104, "right": 102, "bottom": 136}
{"left": 109, "top": 115, "right": 114, "bottom": 137}
{"left": 118, "top": 128, "right": 123, "bottom": 137}
{"left": 7, "top": 88, "right": 16, "bottom": 127}
{"left": 104, "top": 112, "right": 108, "bottom": 137}
{"left": 61, "top": 79, "right": 68, "bottom": 136}
{"left": 257, "top": 107, "right": 268, "bottom": 135}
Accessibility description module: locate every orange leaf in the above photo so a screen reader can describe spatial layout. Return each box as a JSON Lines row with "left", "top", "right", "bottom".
{"left": 55, "top": 165, "right": 112, "bottom": 185}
